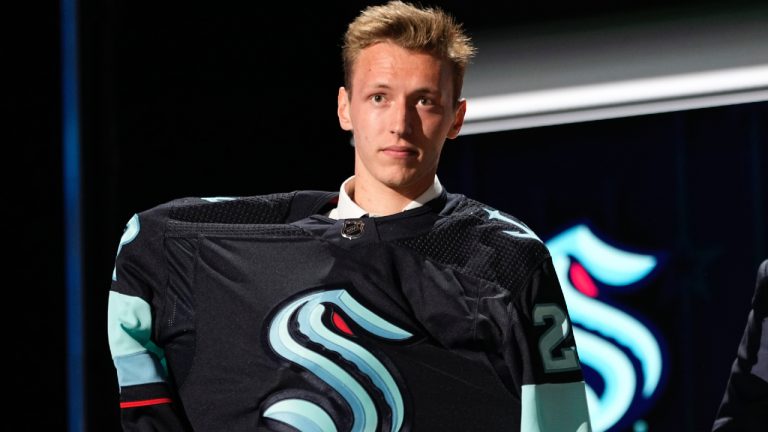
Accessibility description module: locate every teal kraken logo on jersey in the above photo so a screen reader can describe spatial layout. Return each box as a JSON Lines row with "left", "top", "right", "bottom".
{"left": 547, "top": 225, "right": 665, "bottom": 432}
{"left": 264, "top": 289, "right": 413, "bottom": 432}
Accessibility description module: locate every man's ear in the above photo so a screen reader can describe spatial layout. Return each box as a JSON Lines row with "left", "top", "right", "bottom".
{"left": 337, "top": 87, "right": 353, "bottom": 131}
{"left": 447, "top": 98, "right": 466, "bottom": 139}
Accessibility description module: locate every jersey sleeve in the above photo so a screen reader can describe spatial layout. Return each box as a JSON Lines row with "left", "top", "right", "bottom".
{"left": 712, "top": 259, "right": 768, "bottom": 431}
{"left": 505, "top": 256, "right": 593, "bottom": 432}
{"left": 108, "top": 204, "right": 192, "bottom": 431}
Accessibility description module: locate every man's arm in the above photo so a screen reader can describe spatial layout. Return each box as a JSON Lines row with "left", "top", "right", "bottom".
{"left": 108, "top": 209, "right": 192, "bottom": 431}
{"left": 506, "top": 257, "right": 593, "bottom": 432}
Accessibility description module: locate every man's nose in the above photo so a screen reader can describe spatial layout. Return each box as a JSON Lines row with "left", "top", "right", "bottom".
{"left": 389, "top": 99, "right": 414, "bottom": 137}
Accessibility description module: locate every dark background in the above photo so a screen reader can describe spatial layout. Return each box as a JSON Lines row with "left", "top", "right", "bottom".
{"left": 15, "top": 0, "right": 767, "bottom": 430}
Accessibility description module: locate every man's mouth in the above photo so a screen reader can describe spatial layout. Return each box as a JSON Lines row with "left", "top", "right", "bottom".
{"left": 381, "top": 146, "right": 418, "bottom": 159}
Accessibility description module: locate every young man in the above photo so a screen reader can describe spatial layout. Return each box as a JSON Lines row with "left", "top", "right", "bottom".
{"left": 108, "top": 2, "right": 592, "bottom": 431}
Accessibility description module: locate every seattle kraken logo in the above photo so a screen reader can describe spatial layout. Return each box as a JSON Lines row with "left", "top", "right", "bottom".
{"left": 264, "top": 289, "right": 413, "bottom": 432}
{"left": 547, "top": 225, "right": 664, "bottom": 432}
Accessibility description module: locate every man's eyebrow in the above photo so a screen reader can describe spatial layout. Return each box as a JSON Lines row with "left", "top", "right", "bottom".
{"left": 361, "top": 84, "right": 441, "bottom": 96}
{"left": 364, "top": 83, "right": 391, "bottom": 90}
{"left": 413, "top": 87, "right": 440, "bottom": 94}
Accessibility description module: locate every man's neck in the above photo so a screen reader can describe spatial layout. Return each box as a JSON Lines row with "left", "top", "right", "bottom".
{"left": 348, "top": 175, "right": 434, "bottom": 217}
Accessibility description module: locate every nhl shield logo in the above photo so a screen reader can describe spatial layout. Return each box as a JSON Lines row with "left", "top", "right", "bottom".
{"left": 341, "top": 219, "right": 365, "bottom": 239}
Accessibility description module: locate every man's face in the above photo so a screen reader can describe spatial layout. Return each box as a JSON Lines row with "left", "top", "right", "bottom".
{"left": 337, "top": 41, "right": 466, "bottom": 196}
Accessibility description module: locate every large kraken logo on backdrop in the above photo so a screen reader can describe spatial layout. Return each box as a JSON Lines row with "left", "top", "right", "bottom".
{"left": 547, "top": 225, "right": 665, "bottom": 432}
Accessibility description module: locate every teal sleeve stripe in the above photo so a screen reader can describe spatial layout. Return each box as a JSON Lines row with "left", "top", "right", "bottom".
{"left": 521, "top": 381, "right": 593, "bottom": 432}
{"left": 108, "top": 291, "right": 155, "bottom": 357}
{"left": 114, "top": 351, "right": 166, "bottom": 387}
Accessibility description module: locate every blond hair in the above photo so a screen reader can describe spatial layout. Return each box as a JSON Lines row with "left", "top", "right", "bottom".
{"left": 342, "top": 1, "right": 476, "bottom": 103}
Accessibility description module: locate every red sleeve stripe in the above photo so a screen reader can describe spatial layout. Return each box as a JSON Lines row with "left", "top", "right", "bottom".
{"left": 120, "top": 397, "right": 173, "bottom": 408}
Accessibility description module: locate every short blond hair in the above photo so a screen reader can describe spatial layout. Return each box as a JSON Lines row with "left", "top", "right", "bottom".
{"left": 342, "top": 1, "right": 476, "bottom": 103}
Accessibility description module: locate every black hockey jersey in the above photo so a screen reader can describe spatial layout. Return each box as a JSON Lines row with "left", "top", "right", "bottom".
{"left": 108, "top": 190, "right": 592, "bottom": 431}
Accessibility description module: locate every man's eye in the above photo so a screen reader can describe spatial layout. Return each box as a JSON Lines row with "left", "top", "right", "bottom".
{"left": 371, "top": 95, "right": 384, "bottom": 103}
{"left": 418, "top": 97, "right": 433, "bottom": 106}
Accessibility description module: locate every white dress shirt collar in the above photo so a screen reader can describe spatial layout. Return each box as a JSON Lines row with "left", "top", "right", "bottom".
{"left": 328, "top": 175, "right": 443, "bottom": 220}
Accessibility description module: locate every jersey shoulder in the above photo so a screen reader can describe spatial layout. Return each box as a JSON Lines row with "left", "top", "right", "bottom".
{"left": 401, "top": 193, "right": 551, "bottom": 294}
{"left": 111, "top": 191, "right": 315, "bottom": 291}
{"left": 140, "top": 192, "right": 297, "bottom": 225}
{"left": 130, "top": 189, "right": 340, "bottom": 228}
{"left": 442, "top": 194, "right": 545, "bottom": 241}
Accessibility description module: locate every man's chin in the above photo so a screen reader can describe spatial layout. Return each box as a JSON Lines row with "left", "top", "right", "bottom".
{"left": 377, "top": 173, "right": 415, "bottom": 188}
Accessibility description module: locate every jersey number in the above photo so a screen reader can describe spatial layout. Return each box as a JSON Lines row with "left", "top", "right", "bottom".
{"left": 533, "top": 304, "right": 580, "bottom": 373}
